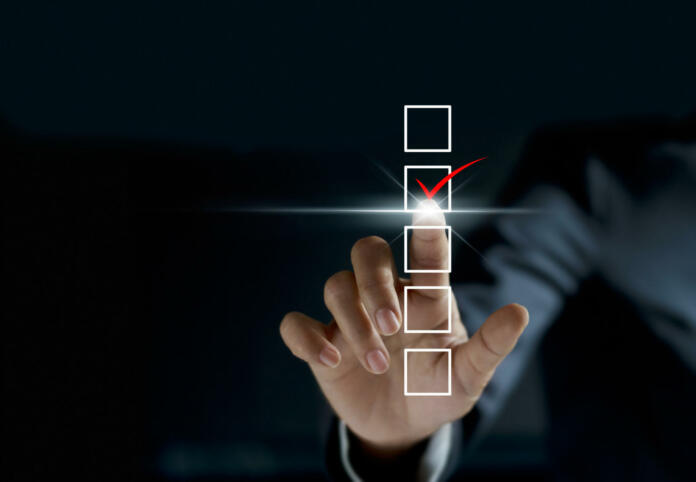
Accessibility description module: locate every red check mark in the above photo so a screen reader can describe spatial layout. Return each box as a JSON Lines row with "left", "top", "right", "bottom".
{"left": 415, "top": 157, "right": 486, "bottom": 199}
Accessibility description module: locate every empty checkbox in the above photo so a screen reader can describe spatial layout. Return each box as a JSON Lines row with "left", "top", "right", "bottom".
{"left": 404, "top": 348, "right": 452, "bottom": 396}
{"left": 403, "top": 105, "right": 452, "bottom": 153}
{"left": 404, "top": 286, "right": 452, "bottom": 334}
{"left": 404, "top": 225, "right": 452, "bottom": 273}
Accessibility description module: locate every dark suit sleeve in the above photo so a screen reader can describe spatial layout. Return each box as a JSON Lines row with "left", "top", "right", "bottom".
{"left": 448, "top": 119, "right": 683, "bottom": 441}
{"left": 325, "top": 118, "right": 695, "bottom": 479}
{"left": 326, "top": 418, "right": 464, "bottom": 481}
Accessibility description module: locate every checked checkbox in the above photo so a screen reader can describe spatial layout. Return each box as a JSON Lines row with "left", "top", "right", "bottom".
{"left": 404, "top": 165, "right": 452, "bottom": 212}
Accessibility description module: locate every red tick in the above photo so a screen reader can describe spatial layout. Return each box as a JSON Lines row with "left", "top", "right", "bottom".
{"left": 415, "top": 157, "right": 486, "bottom": 199}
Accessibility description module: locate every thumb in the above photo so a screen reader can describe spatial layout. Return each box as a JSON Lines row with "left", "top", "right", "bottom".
{"left": 453, "top": 303, "right": 528, "bottom": 399}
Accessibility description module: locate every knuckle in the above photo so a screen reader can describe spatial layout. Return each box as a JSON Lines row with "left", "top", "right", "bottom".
{"left": 350, "top": 326, "right": 377, "bottom": 347}
{"left": 479, "top": 325, "right": 505, "bottom": 358}
{"left": 351, "top": 236, "right": 389, "bottom": 262}
{"left": 472, "top": 370, "right": 494, "bottom": 396}
{"left": 413, "top": 253, "right": 442, "bottom": 266}
{"left": 323, "top": 270, "right": 354, "bottom": 304}
{"left": 356, "top": 269, "right": 394, "bottom": 293}
{"left": 411, "top": 242, "right": 448, "bottom": 266}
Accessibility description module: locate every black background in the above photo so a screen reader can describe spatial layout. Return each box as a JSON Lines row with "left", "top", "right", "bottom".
{"left": 3, "top": 1, "right": 696, "bottom": 480}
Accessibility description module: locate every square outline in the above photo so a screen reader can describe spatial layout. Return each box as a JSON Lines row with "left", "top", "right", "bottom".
{"left": 404, "top": 348, "right": 452, "bottom": 396}
{"left": 404, "top": 225, "right": 452, "bottom": 273}
{"left": 403, "top": 165, "right": 452, "bottom": 212}
{"left": 403, "top": 105, "right": 452, "bottom": 153}
{"left": 404, "top": 286, "right": 452, "bottom": 334}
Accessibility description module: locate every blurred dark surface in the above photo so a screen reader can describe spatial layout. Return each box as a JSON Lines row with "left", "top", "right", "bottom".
{"left": 3, "top": 1, "right": 696, "bottom": 480}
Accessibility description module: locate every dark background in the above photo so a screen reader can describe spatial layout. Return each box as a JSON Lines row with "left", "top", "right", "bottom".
{"left": 3, "top": 1, "right": 695, "bottom": 480}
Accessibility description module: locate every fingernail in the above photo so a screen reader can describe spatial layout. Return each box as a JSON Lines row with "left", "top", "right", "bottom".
{"left": 319, "top": 346, "right": 341, "bottom": 368}
{"left": 366, "top": 349, "right": 389, "bottom": 374}
{"left": 376, "top": 308, "right": 400, "bottom": 335}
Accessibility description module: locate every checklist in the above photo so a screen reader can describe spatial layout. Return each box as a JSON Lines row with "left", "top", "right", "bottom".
{"left": 402, "top": 105, "right": 454, "bottom": 397}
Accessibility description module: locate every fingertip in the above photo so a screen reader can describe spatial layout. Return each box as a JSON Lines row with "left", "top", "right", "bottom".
{"left": 506, "top": 303, "right": 529, "bottom": 331}
{"left": 412, "top": 200, "right": 446, "bottom": 227}
{"left": 351, "top": 235, "right": 390, "bottom": 262}
{"left": 278, "top": 312, "right": 306, "bottom": 360}
{"left": 375, "top": 308, "right": 401, "bottom": 336}
{"left": 488, "top": 304, "right": 528, "bottom": 344}
{"left": 482, "top": 303, "right": 529, "bottom": 352}
{"left": 366, "top": 349, "right": 390, "bottom": 374}
{"left": 318, "top": 344, "right": 341, "bottom": 368}
{"left": 279, "top": 311, "right": 297, "bottom": 340}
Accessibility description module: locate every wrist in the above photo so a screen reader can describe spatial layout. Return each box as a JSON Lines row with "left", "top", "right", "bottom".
{"left": 339, "top": 422, "right": 454, "bottom": 481}
{"left": 355, "top": 435, "right": 426, "bottom": 460}
{"left": 350, "top": 429, "right": 431, "bottom": 463}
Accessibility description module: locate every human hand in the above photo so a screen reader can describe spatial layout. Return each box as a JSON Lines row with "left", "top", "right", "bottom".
{"left": 280, "top": 203, "right": 528, "bottom": 454}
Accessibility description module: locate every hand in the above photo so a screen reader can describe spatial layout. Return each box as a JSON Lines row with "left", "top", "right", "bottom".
{"left": 280, "top": 202, "right": 528, "bottom": 454}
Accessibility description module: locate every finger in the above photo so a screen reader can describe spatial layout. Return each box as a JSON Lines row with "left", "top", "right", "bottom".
{"left": 351, "top": 236, "right": 401, "bottom": 336}
{"left": 453, "top": 303, "right": 528, "bottom": 398}
{"left": 408, "top": 199, "right": 450, "bottom": 289}
{"left": 324, "top": 270, "right": 391, "bottom": 374}
{"left": 280, "top": 311, "right": 342, "bottom": 368}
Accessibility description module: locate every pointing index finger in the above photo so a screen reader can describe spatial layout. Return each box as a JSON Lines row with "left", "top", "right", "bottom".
{"left": 407, "top": 199, "right": 451, "bottom": 288}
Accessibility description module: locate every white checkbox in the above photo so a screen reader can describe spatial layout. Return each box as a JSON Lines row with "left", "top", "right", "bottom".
{"left": 404, "top": 348, "right": 452, "bottom": 396}
{"left": 403, "top": 165, "right": 452, "bottom": 212}
{"left": 403, "top": 105, "right": 452, "bottom": 153}
{"left": 404, "top": 225, "right": 452, "bottom": 273}
{"left": 404, "top": 286, "right": 452, "bottom": 334}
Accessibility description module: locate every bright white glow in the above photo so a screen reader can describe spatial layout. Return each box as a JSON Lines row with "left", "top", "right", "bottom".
{"left": 404, "top": 165, "right": 452, "bottom": 212}
{"left": 204, "top": 206, "right": 540, "bottom": 214}
{"left": 417, "top": 199, "right": 441, "bottom": 214}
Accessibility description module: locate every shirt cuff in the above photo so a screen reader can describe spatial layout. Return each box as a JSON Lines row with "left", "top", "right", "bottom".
{"left": 338, "top": 421, "right": 453, "bottom": 482}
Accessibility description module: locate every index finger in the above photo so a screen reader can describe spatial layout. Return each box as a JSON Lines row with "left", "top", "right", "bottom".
{"left": 407, "top": 199, "right": 450, "bottom": 289}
